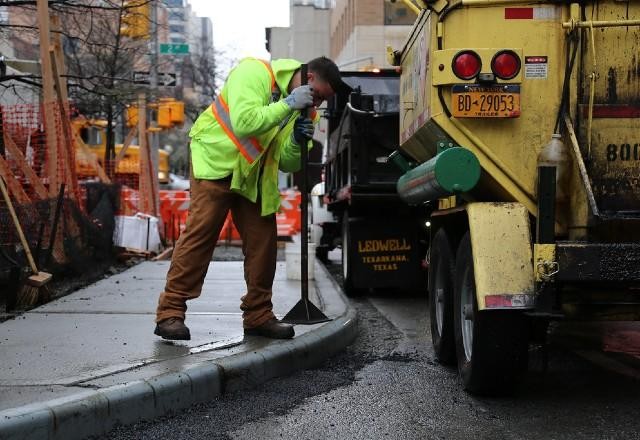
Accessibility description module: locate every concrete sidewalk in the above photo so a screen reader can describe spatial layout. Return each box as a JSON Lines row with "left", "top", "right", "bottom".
{"left": 0, "top": 258, "right": 357, "bottom": 440}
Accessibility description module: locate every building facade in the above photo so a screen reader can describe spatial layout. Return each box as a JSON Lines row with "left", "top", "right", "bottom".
{"left": 267, "top": 0, "right": 332, "bottom": 61}
{"left": 330, "top": 0, "right": 415, "bottom": 70}
{"left": 181, "top": 12, "right": 215, "bottom": 107}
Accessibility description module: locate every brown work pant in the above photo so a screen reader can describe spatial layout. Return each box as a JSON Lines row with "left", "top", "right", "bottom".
{"left": 156, "top": 176, "right": 277, "bottom": 328}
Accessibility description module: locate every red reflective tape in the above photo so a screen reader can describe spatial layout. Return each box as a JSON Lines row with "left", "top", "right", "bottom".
{"left": 525, "top": 56, "right": 547, "bottom": 64}
{"left": 485, "top": 295, "right": 513, "bottom": 308}
{"left": 505, "top": 8, "right": 533, "bottom": 19}
{"left": 485, "top": 294, "right": 536, "bottom": 309}
{"left": 585, "top": 104, "right": 640, "bottom": 119}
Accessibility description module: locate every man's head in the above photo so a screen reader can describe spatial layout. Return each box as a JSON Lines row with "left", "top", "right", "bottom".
{"left": 293, "top": 56, "right": 350, "bottom": 107}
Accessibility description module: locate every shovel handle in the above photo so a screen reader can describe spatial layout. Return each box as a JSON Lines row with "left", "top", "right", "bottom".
{"left": 300, "top": 64, "right": 309, "bottom": 301}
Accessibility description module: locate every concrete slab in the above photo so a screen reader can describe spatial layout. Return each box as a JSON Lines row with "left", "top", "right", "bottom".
{"left": 34, "top": 262, "right": 308, "bottom": 315}
{"left": 81, "top": 323, "right": 325, "bottom": 389}
{"left": 0, "top": 261, "right": 327, "bottom": 388}
{"left": 0, "top": 313, "right": 243, "bottom": 386}
{"left": 0, "top": 385, "right": 87, "bottom": 412}
{"left": 0, "top": 259, "right": 356, "bottom": 440}
{"left": 122, "top": 261, "right": 291, "bottom": 281}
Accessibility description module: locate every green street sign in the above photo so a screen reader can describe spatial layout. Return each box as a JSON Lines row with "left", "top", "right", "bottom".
{"left": 159, "top": 43, "right": 189, "bottom": 55}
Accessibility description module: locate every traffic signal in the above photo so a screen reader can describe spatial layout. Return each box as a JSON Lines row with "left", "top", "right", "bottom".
{"left": 158, "top": 98, "right": 185, "bottom": 129}
{"left": 126, "top": 105, "right": 138, "bottom": 128}
{"left": 120, "top": 0, "right": 151, "bottom": 39}
{"left": 168, "top": 100, "right": 185, "bottom": 126}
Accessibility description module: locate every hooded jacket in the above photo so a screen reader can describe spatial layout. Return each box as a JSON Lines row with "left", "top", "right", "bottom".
{"left": 188, "top": 58, "right": 314, "bottom": 216}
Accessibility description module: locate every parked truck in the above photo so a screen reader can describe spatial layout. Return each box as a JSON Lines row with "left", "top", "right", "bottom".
{"left": 388, "top": 0, "right": 640, "bottom": 394}
{"left": 321, "top": 69, "right": 428, "bottom": 296}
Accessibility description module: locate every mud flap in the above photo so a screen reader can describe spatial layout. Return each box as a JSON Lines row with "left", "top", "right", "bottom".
{"left": 466, "top": 202, "right": 535, "bottom": 311}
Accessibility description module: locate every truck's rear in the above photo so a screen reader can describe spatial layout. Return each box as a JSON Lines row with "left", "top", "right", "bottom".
{"left": 322, "top": 70, "right": 428, "bottom": 296}
{"left": 391, "top": 0, "right": 640, "bottom": 394}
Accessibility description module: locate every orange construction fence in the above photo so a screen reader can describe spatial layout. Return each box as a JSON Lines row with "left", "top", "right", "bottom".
{"left": 118, "top": 188, "right": 302, "bottom": 245}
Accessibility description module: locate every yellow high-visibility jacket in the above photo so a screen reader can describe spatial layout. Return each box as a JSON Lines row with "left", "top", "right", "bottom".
{"left": 188, "top": 58, "right": 315, "bottom": 216}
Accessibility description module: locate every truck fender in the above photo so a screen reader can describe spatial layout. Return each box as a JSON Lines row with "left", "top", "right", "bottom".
{"left": 465, "top": 202, "right": 535, "bottom": 311}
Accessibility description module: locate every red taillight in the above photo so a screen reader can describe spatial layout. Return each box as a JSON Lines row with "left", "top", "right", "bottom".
{"left": 452, "top": 51, "right": 481, "bottom": 80}
{"left": 491, "top": 51, "right": 521, "bottom": 80}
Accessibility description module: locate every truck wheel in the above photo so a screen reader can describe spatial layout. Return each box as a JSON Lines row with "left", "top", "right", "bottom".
{"left": 428, "top": 228, "right": 456, "bottom": 365}
{"left": 453, "top": 232, "right": 529, "bottom": 395}
{"left": 341, "top": 213, "right": 360, "bottom": 297}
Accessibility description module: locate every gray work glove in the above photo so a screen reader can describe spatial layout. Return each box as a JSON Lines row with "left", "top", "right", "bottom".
{"left": 291, "top": 116, "right": 314, "bottom": 146}
{"left": 284, "top": 85, "right": 313, "bottom": 110}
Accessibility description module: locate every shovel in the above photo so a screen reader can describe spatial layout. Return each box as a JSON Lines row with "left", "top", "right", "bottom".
{"left": 282, "top": 64, "right": 330, "bottom": 325}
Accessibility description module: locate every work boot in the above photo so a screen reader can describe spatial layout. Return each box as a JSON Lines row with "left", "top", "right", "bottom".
{"left": 244, "top": 318, "right": 295, "bottom": 339}
{"left": 154, "top": 317, "right": 191, "bottom": 340}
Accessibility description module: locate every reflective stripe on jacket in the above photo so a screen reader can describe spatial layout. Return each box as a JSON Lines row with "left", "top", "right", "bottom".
{"left": 188, "top": 58, "right": 314, "bottom": 216}
{"left": 210, "top": 60, "right": 278, "bottom": 164}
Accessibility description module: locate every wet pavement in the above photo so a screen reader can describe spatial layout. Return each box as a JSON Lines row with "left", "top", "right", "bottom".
{"left": 3, "top": 249, "right": 640, "bottom": 439}
{"left": 102, "top": 259, "right": 640, "bottom": 440}
{"left": 0, "top": 258, "right": 329, "bottom": 412}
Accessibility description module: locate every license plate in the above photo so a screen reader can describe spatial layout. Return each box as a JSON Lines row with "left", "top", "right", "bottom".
{"left": 451, "top": 84, "right": 521, "bottom": 118}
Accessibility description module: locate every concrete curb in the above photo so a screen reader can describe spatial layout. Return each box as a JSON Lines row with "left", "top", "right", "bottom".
{"left": 0, "top": 263, "right": 357, "bottom": 440}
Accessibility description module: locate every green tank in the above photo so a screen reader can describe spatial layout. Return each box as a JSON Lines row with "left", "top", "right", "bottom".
{"left": 396, "top": 147, "right": 481, "bottom": 205}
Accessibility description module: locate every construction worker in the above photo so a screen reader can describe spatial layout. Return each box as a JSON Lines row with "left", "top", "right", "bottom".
{"left": 154, "top": 57, "right": 349, "bottom": 341}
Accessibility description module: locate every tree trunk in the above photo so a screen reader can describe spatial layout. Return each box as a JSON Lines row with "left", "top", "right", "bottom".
{"left": 105, "top": 101, "right": 115, "bottom": 178}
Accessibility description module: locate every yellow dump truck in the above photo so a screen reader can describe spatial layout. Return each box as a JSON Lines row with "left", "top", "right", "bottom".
{"left": 72, "top": 117, "right": 170, "bottom": 186}
{"left": 389, "top": 0, "right": 640, "bottom": 394}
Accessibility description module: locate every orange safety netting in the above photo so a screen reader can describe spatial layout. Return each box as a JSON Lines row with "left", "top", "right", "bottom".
{"left": 0, "top": 102, "right": 118, "bottom": 276}
{"left": 0, "top": 102, "right": 81, "bottom": 204}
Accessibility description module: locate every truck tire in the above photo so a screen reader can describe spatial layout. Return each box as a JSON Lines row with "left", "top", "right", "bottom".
{"left": 428, "top": 228, "right": 456, "bottom": 365}
{"left": 341, "top": 213, "right": 361, "bottom": 297}
{"left": 453, "top": 232, "right": 529, "bottom": 395}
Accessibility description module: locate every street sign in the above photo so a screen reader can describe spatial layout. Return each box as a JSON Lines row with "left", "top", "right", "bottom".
{"left": 159, "top": 43, "right": 189, "bottom": 55}
{"left": 133, "top": 71, "right": 177, "bottom": 87}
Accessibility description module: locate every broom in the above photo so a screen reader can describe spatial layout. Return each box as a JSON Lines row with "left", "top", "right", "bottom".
{"left": 0, "top": 176, "right": 52, "bottom": 306}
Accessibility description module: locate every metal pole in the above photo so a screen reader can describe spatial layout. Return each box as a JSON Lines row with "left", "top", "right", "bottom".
{"left": 149, "top": 0, "right": 160, "bottom": 216}
{"left": 300, "top": 64, "right": 309, "bottom": 302}
{"left": 149, "top": 0, "right": 158, "bottom": 90}
{"left": 281, "top": 64, "right": 330, "bottom": 325}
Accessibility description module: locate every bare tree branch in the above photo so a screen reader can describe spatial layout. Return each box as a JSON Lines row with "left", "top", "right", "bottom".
{"left": 0, "top": 0, "right": 152, "bottom": 11}
{"left": 0, "top": 74, "right": 41, "bottom": 87}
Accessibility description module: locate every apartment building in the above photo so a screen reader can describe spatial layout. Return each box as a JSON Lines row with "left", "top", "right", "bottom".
{"left": 330, "top": 0, "right": 414, "bottom": 70}
{"left": 266, "top": 0, "right": 332, "bottom": 61}
{"left": 181, "top": 12, "right": 214, "bottom": 106}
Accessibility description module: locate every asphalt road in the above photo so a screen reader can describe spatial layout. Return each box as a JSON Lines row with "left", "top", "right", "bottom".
{"left": 100, "top": 261, "right": 640, "bottom": 440}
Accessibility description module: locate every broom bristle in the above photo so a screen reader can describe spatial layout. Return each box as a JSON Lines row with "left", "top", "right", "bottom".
{"left": 16, "top": 285, "right": 40, "bottom": 307}
{"left": 16, "top": 272, "right": 53, "bottom": 308}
